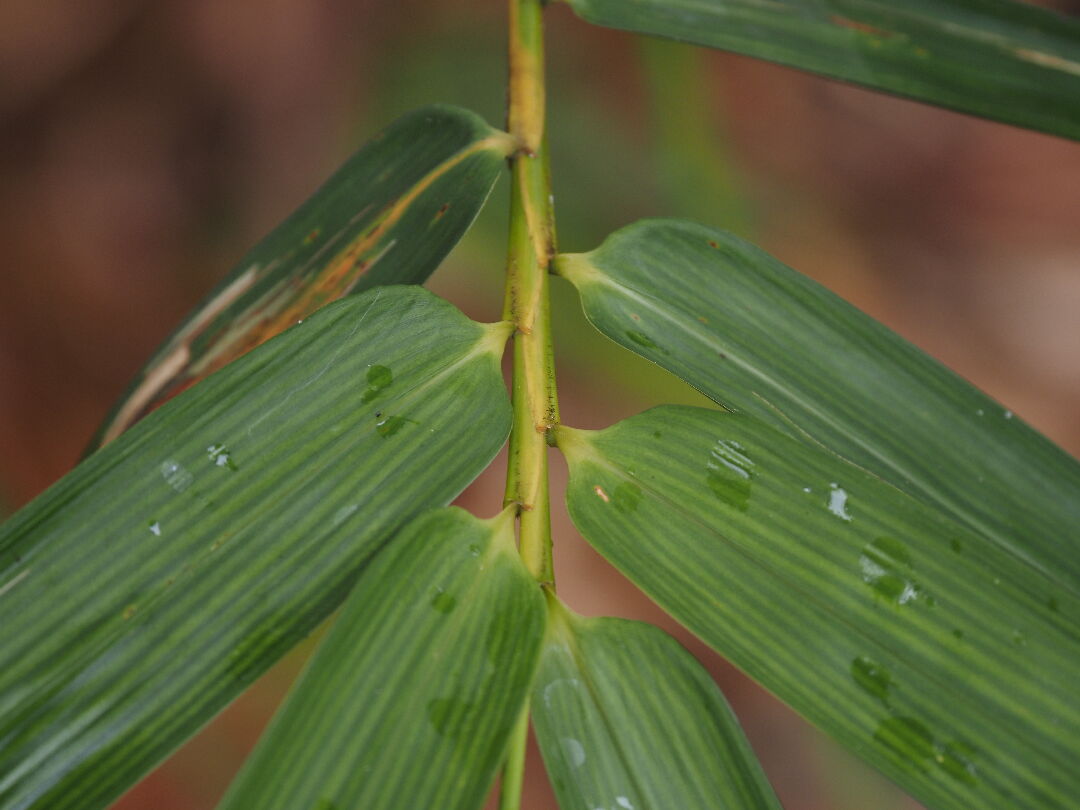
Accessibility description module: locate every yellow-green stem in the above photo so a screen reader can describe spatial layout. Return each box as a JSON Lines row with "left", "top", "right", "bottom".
{"left": 502, "top": 0, "right": 558, "bottom": 588}
{"left": 498, "top": 702, "right": 531, "bottom": 810}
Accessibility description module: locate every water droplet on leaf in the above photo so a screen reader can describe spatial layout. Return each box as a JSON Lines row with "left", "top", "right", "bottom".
{"left": 612, "top": 482, "right": 643, "bottom": 513}
{"left": 207, "top": 443, "right": 238, "bottom": 471}
{"left": 859, "top": 537, "right": 929, "bottom": 606}
{"left": 376, "top": 416, "right": 407, "bottom": 437}
{"left": 361, "top": 365, "right": 393, "bottom": 403}
{"left": 560, "top": 737, "right": 586, "bottom": 769}
{"left": 430, "top": 588, "right": 457, "bottom": 614}
{"left": 874, "top": 716, "right": 934, "bottom": 769}
{"left": 426, "top": 697, "right": 476, "bottom": 738}
{"left": 705, "top": 439, "right": 754, "bottom": 511}
{"left": 828, "top": 483, "right": 852, "bottom": 521}
{"left": 851, "top": 656, "right": 892, "bottom": 703}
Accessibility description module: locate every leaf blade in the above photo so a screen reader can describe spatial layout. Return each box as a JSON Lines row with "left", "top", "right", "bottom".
{"left": 215, "top": 507, "right": 545, "bottom": 810}
{"left": 556, "top": 219, "right": 1080, "bottom": 595}
{"left": 0, "top": 286, "right": 511, "bottom": 810}
{"left": 89, "top": 104, "right": 514, "bottom": 449}
{"left": 563, "top": 0, "right": 1080, "bottom": 140}
{"left": 559, "top": 406, "right": 1080, "bottom": 810}
{"left": 532, "top": 597, "right": 782, "bottom": 810}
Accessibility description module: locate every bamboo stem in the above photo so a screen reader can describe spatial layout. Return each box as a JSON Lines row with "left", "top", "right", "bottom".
{"left": 502, "top": 0, "right": 558, "bottom": 588}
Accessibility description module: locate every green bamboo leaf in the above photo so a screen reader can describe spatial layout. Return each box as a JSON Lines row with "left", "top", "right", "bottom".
{"left": 532, "top": 595, "right": 782, "bottom": 810}
{"left": 558, "top": 406, "right": 1080, "bottom": 810}
{"left": 216, "top": 506, "right": 545, "bottom": 810}
{"left": 0, "top": 286, "right": 512, "bottom": 810}
{"left": 88, "top": 104, "right": 515, "bottom": 450}
{"left": 555, "top": 220, "right": 1080, "bottom": 595}
{"left": 561, "top": 0, "right": 1080, "bottom": 140}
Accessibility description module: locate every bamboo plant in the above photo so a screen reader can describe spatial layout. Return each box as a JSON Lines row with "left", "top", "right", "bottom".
{"left": 2, "top": 1, "right": 1079, "bottom": 809}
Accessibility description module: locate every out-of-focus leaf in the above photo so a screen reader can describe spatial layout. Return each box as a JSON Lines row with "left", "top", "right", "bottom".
{"left": 562, "top": 0, "right": 1080, "bottom": 140}
{"left": 558, "top": 406, "right": 1080, "bottom": 810}
{"left": 532, "top": 595, "right": 781, "bottom": 810}
{"left": 88, "top": 104, "right": 515, "bottom": 450}
{"left": 0, "top": 286, "right": 512, "bottom": 810}
{"left": 215, "top": 507, "right": 545, "bottom": 810}
{"left": 555, "top": 220, "right": 1080, "bottom": 594}
{"left": 639, "top": 38, "right": 750, "bottom": 234}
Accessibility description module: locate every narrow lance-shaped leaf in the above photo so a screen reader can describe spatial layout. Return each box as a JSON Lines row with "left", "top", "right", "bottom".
{"left": 555, "top": 220, "right": 1080, "bottom": 595}
{"left": 0, "top": 286, "right": 512, "bottom": 810}
{"left": 216, "top": 507, "right": 546, "bottom": 810}
{"left": 562, "top": 0, "right": 1080, "bottom": 141}
{"left": 88, "top": 104, "right": 515, "bottom": 450}
{"left": 532, "top": 595, "right": 781, "bottom": 810}
{"left": 559, "top": 406, "right": 1080, "bottom": 810}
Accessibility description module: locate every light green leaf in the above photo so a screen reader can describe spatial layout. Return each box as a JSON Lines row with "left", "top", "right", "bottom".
{"left": 562, "top": 0, "right": 1080, "bottom": 140}
{"left": 216, "top": 506, "right": 545, "bottom": 810}
{"left": 89, "top": 104, "right": 515, "bottom": 450}
{"left": 532, "top": 595, "right": 781, "bottom": 810}
{"left": 558, "top": 406, "right": 1080, "bottom": 810}
{"left": 0, "top": 286, "right": 511, "bottom": 810}
{"left": 555, "top": 220, "right": 1080, "bottom": 595}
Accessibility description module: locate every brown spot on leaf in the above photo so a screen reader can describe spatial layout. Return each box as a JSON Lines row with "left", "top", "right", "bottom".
{"left": 830, "top": 15, "right": 893, "bottom": 38}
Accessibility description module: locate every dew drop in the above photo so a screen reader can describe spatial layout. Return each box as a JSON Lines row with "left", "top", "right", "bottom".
{"left": 936, "top": 740, "right": 979, "bottom": 786}
{"left": 468, "top": 543, "right": 482, "bottom": 557}
{"left": 560, "top": 737, "right": 586, "bottom": 769}
{"left": 148, "top": 521, "right": 162, "bottom": 537}
{"left": 160, "top": 460, "right": 193, "bottom": 492}
{"left": 625, "top": 330, "right": 658, "bottom": 350}
{"left": 207, "top": 443, "right": 238, "bottom": 471}
{"left": 426, "top": 697, "right": 475, "bottom": 738}
{"left": 828, "top": 483, "right": 852, "bottom": 521}
{"left": 616, "top": 797, "right": 635, "bottom": 809}
{"left": 705, "top": 439, "right": 754, "bottom": 511}
{"left": 376, "top": 415, "right": 407, "bottom": 437}
{"left": 612, "top": 482, "right": 643, "bottom": 513}
{"left": 859, "top": 537, "right": 929, "bottom": 606}
{"left": 1010, "top": 629, "right": 1027, "bottom": 647}
{"left": 851, "top": 656, "right": 892, "bottom": 703}
{"left": 333, "top": 504, "right": 358, "bottom": 526}
{"left": 1004, "top": 410, "right": 1014, "bottom": 420}
{"left": 542, "top": 677, "right": 582, "bottom": 709}
{"left": 874, "top": 716, "right": 934, "bottom": 769}
{"left": 950, "top": 539, "right": 963, "bottom": 554}
{"left": 361, "top": 365, "right": 393, "bottom": 403}
{"left": 430, "top": 587, "right": 457, "bottom": 614}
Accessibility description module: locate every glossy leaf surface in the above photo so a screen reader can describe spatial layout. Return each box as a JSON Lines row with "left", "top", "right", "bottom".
{"left": 559, "top": 406, "right": 1080, "bottom": 810}
{"left": 532, "top": 596, "right": 781, "bottom": 810}
{"left": 216, "top": 507, "right": 545, "bottom": 810}
{"left": 556, "top": 220, "right": 1080, "bottom": 595}
{"left": 563, "top": 0, "right": 1080, "bottom": 140}
{"left": 0, "top": 286, "right": 512, "bottom": 810}
{"left": 89, "top": 104, "right": 515, "bottom": 449}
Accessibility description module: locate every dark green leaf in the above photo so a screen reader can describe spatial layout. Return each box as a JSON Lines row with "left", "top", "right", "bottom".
{"left": 559, "top": 406, "right": 1080, "bottom": 810}
{"left": 0, "top": 286, "right": 511, "bottom": 810}
{"left": 216, "top": 507, "right": 545, "bottom": 810}
{"left": 89, "top": 104, "right": 515, "bottom": 449}
{"left": 555, "top": 220, "right": 1080, "bottom": 594}
{"left": 532, "top": 596, "right": 781, "bottom": 810}
{"left": 562, "top": 0, "right": 1080, "bottom": 140}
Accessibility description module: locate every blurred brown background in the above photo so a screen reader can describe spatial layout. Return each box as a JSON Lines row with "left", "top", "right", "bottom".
{"left": 2, "top": 1, "right": 1078, "bottom": 808}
